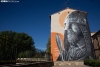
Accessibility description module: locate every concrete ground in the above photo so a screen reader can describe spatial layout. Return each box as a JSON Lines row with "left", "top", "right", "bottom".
{"left": 52, "top": 65, "right": 91, "bottom": 67}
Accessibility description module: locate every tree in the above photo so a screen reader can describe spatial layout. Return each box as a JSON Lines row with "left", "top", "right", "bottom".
{"left": 0, "top": 31, "right": 36, "bottom": 61}
{"left": 18, "top": 50, "right": 34, "bottom": 58}
{"left": 46, "top": 38, "right": 51, "bottom": 54}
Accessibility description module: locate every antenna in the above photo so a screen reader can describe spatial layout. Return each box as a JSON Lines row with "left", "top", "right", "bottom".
{"left": 59, "top": 0, "right": 70, "bottom": 10}
{"left": 64, "top": 0, "right": 70, "bottom": 8}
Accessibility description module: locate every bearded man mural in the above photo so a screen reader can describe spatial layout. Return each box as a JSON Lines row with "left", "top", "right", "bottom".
{"left": 56, "top": 11, "right": 93, "bottom": 61}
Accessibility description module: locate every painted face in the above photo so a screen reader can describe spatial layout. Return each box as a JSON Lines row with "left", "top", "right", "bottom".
{"left": 72, "top": 24, "right": 81, "bottom": 34}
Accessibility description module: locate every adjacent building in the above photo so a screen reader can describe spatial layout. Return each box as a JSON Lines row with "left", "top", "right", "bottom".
{"left": 91, "top": 30, "right": 100, "bottom": 60}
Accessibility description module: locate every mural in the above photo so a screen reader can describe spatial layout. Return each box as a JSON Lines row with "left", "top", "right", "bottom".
{"left": 51, "top": 8, "right": 93, "bottom": 61}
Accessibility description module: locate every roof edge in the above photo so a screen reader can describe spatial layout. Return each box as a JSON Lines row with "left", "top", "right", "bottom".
{"left": 50, "top": 7, "right": 87, "bottom": 16}
{"left": 91, "top": 30, "right": 100, "bottom": 37}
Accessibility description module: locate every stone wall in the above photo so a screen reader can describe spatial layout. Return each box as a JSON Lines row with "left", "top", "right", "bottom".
{"left": 91, "top": 30, "right": 100, "bottom": 60}
{"left": 54, "top": 61, "right": 84, "bottom": 66}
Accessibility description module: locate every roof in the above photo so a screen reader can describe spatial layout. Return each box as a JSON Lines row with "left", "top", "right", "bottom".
{"left": 50, "top": 7, "right": 87, "bottom": 16}
{"left": 91, "top": 32, "right": 96, "bottom": 36}
{"left": 91, "top": 30, "right": 100, "bottom": 37}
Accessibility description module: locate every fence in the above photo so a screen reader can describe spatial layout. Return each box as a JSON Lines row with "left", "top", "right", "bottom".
{"left": 0, "top": 36, "right": 52, "bottom": 64}
{"left": 16, "top": 53, "right": 53, "bottom": 63}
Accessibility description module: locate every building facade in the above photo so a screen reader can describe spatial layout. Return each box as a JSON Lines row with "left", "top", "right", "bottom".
{"left": 91, "top": 30, "right": 100, "bottom": 60}
{"left": 50, "top": 8, "right": 93, "bottom": 61}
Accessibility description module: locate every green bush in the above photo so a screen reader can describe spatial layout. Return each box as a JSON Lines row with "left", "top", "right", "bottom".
{"left": 84, "top": 59, "right": 100, "bottom": 67}
{"left": 0, "top": 60, "right": 16, "bottom": 65}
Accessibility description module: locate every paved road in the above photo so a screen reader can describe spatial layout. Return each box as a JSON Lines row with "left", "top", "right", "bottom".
{"left": 52, "top": 65, "right": 91, "bottom": 67}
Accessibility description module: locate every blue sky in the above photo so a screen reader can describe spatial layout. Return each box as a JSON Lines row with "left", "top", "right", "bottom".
{"left": 0, "top": 0, "right": 100, "bottom": 50}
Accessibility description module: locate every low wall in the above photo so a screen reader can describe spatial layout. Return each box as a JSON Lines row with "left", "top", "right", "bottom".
{"left": 17, "top": 58, "right": 52, "bottom": 62}
{"left": 17, "top": 58, "right": 47, "bottom": 61}
{"left": 54, "top": 61, "right": 84, "bottom": 66}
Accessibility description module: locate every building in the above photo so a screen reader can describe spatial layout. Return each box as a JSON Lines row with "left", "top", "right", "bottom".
{"left": 50, "top": 8, "right": 93, "bottom": 61}
{"left": 91, "top": 30, "right": 100, "bottom": 60}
